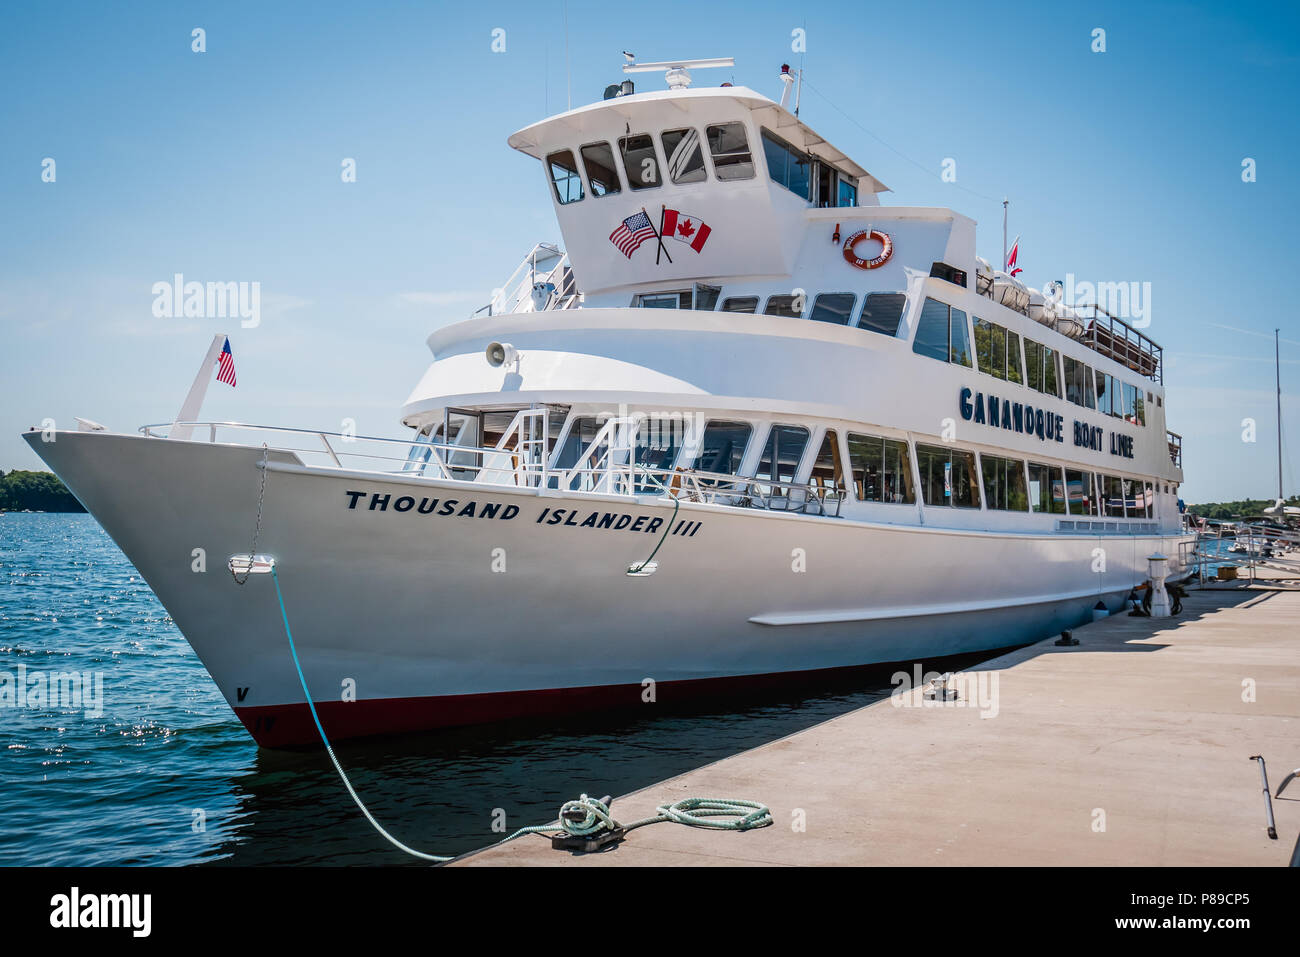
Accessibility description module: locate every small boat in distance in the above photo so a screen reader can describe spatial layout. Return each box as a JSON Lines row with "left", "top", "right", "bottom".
{"left": 24, "top": 55, "right": 1195, "bottom": 746}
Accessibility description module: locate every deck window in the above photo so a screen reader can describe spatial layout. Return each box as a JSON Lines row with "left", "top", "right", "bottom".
{"left": 635, "top": 291, "right": 689, "bottom": 309}
{"left": 809, "top": 429, "right": 846, "bottom": 497}
{"left": 808, "top": 293, "right": 856, "bottom": 325}
{"left": 1025, "top": 339, "right": 1061, "bottom": 398}
{"left": 763, "top": 295, "right": 803, "bottom": 318}
{"left": 1065, "top": 469, "right": 1099, "bottom": 516}
{"left": 847, "top": 432, "right": 915, "bottom": 504}
{"left": 579, "top": 142, "right": 621, "bottom": 196}
{"left": 720, "top": 296, "right": 759, "bottom": 313}
{"left": 857, "top": 293, "right": 907, "bottom": 336}
{"left": 974, "top": 318, "right": 1013, "bottom": 380}
{"left": 755, "top": 425, "right": 811, "bottom": 485}
{"left": 981, "top": 454, "right": 1029, "bottom": 511}
{"left": 552, "top": 416, "right": 602, "bottom": 472}
{"left": 619, "top": 133, "right": 662, "bottom": 190}
{"left": 1103, "top": 475, "right": 1127, "bottom": 517}
{"left": 705, "top": 123, "right": 755, "bottom": 181}
{"left": 660, "top": 128, "right": 707, "bottom": 184}
{"left": 838, "top": 178, "right": 858, "bottom": 207}
{"left": 916, "top": 443, "right": 980, "bottom": 508}
{"left": 912, "top": 298, "right": 972, "bottom": 367}
{"left": 691, "top": 420, "right": 752, "bottom": 475}
{"left": 546, "top": 149, "right": 583, "bottom": 204}
{"left": 693, "top": 283, "right": 721, "bottom": 311}
{"left": 761, "top": 129, "right": 811, "bottom": 199}
{"left": 1028, "top": 462, "right": 1067, "bottom": 514}
{"left": 1063, "top": 355, "right": 1097, "bottom": 409}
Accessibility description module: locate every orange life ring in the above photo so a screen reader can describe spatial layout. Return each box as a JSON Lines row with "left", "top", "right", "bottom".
{"left": 842, "top": 229, "right": 893, "bottom": 269}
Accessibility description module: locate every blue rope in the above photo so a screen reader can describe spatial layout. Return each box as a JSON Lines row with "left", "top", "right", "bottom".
{"left": 268, "top": 564, "right": 771, "bottom": 863}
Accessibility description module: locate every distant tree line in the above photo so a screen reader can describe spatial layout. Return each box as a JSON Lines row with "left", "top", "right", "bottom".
{"left": 0, "top": 470, "right": 86, "bottom": 512}
{"left": 1186, "top": 496, "right": 1300, "bottom": 520}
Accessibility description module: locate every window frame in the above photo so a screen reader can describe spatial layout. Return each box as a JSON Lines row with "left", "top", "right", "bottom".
{"left": 578, "top": 140, "right": 623, "bottom": 197}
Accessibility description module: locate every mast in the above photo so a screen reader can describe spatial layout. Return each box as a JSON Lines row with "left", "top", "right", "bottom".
{"left": 1002, "top": 198, "right": 1008, "bottom": 271}
{"left": 1277, "top": 327, "right": 1284, "bottom": 500}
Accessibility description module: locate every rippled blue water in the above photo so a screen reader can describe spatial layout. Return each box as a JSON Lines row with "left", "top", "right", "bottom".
{"left": 1, "top": 513, "right": 975, "bottom": 866}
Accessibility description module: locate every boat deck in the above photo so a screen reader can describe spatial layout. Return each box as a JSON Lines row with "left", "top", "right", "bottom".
{"left": 454, "top": 568, "right": 1300, "bottom": 866}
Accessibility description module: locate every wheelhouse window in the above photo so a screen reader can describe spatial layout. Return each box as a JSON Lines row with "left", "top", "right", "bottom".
{"left": 847, "top": 432, "right": 915, "bottom": 504}
{"left": 858, "top": 293, "right": 907, "bottom": 337}
{"left": 755, "top": 425, "right": 811, "bottom": 486}
{"left": 912, "top": 298, "right": 972, "bottom": 367}
{"left": 808, "top": 293, "right": 855, "bottom": 325}
{"left": 1028, "top": 462, "right": 1067, "bottom": 514}
{"left": 763, "top": 295, "right": 803, "bottom": 318}
{"left": 579, "top": 142, "right": 621, "bottom": 197}
{"left": 546, "top": 149, "right": 583, "bottom": 204}
{"left": 761, "top": 128, "right": 810, "bottom": 199}
{"left": 981, "top": 454, "right": 1029, "bottom": 511}
{"left": 619, "top": 133, "right": 662, "bottom": 190}
{"left": 693, "top": 283, "right": 721, "bottom": 311}
{"left": 1024, "top": 338, "right": 1062, "bottom": 398}
{"left": 916, "top": 443, "right": 980, "bottom": 508}
{"left": 837, "top": 178, "right": 858, "bottom": 207}
{"left": 1065, "top": 469, "right": 1099, "bottom": 516}
{"left": 660, "top": 128, "right": 707, "bottom": 184}
{"left": 691, "top": 420, "right": 752, "bottom": 475}
{"left": 705, "top": 123, "right": 755, "bottom": 181}
{"left": 1063, "top": 355, "right": 1097, "bottom": 409}
{"left": 720, "top": 296, "right": 759, "bottom": 313}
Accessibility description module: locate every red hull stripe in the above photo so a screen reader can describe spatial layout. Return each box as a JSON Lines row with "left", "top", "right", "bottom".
{"left": 232, "top": 653, "right": 1014, "bottom": 749}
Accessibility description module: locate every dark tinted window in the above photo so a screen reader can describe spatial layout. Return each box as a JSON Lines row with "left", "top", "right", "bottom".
{"left": 1028, "top": 462, "right": 1067, "bottom": 515}
{"left": 619, "top": 134, "right": 661, "bottom": 190}
{"left": 761, "top": 129, "right": 810, "bottom": 199}
{"left": 755, "top": 425, "right": 810, "bottom": 485}
{"left": 981, "top": 454, "right": 1028, "bottom": 511}
{"left": 720, "top": 296, "right": 759, "bottom": 313}
{"left": 763, "top": 295, "right": 802, "bottom": 318}
{"left": 858, "top": 293, "right": 907, "bottom": 336}
{"left": 692, "top": 420, "right": 752, "bottom": 474}
{"left": 808, "top": 293, "right": 855, "bottom": 325}
{"left": 913, "top": 298, "right": 950, "bottom": 361}
{"left": 579, "top": 142, "right": 620, "bottom": 196}
{"left": 847, "top": 432, "right": 915, "bottom": 504}
{"left": 916, "top": 443, "right": 980, "bottom": 508}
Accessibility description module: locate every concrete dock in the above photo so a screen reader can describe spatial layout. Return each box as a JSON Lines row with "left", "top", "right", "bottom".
{"left": 456, "top": 575, "right": 1300, "bottom": 866}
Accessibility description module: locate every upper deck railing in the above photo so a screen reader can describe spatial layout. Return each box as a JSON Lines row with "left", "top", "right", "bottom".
{"left": 1072, "top": 303, "right": 1164, "bottom": 384}
{"left": 470, "top": 242, "right": 580, "bottom": 319}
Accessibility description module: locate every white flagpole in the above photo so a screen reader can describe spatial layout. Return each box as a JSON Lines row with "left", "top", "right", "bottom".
{"left": 1002, "top": 198, "right": 1008, "bottom": 272}
{"left": 170, "top": 334, "right": 226, "bottom": 441}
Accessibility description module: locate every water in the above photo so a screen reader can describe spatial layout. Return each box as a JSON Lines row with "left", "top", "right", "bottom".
{"left": 1, "top": 513, "right": 984, "bottom": 866}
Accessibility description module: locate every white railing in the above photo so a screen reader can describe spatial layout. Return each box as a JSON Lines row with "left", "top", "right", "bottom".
{"left": 471, "top": 242, "right": 580, "bottom": 318}
{"left": 1184, "top": 520, "right": 1300, "bottom": 585}
{"left": 138, "top": 421, "right": 845, "bottom": 516}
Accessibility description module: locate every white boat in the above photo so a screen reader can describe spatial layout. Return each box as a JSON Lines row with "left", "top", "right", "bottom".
{"left": 24, "top": 56, "right": 1194, "bottom": 747}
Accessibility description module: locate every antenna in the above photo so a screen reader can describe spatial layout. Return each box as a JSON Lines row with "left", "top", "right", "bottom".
{"left": 622, "top": 56, "right": 735, "bottom": 90}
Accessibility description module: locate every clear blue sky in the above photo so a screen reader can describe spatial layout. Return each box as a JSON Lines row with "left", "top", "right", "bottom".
{"left": 2, "top": 0, "right": 1297, "bottom": 502}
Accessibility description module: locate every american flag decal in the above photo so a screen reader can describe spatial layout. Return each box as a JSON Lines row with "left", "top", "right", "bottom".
{"left": 216, "top": 337, "right": 237, "bottom": 387}
{"left": 609, "top": 211, "right": 656, "bottom": 258}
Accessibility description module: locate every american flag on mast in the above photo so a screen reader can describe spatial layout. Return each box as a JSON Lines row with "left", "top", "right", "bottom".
{"left": 1006, "top": 235, "right": 1023, "bottom": 277}
{"left": 609, "top": 211, "right": 657, "bottom": 258}
{"left": 216, "top": 337, "right": 237, "bottom": 387}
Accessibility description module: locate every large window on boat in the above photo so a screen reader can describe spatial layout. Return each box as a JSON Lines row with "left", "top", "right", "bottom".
{"left": 619, "top": 133, "right": 662, "bottom": 190}
{"left": 981, "top": 454, "right": 1029, "bottom": 511}
{"left": 1141, "top": 480, "right": 1155, "bottom": 518}
{"left": 579, "top": 142, "right": 621, "bottom": 196}
{"left": 660, "top": 128, "right": 707, "bottom": 184}
{"left": 912, "top": 298, "right": 972, "bottom": 367}
{"left": 1028, "top": 462, "right": 1067, "bottom": 514}
{"left": 1024, "top": 339, "right": 1062, "bottom": 398}
{"left": 761, "top": 128, "right": 811, "bottom": 199}
{"left": 755, "top": 425, "right": 811, "bottom": 486}
{"left": 1102, "top": 474, "right": 1127, "bottom": 517}
{"left": 720, "top": 296, "right": 759, "bottom": 313}
{"left": 858, "top": 293, "right": 907, "bottom": 337}
{"left": 847, "top": 432, "right": 915, "bottom": 504}
{"left": 1065, "top": 469, "right": 1099, "bottom": 516}
{"left": 915, "top": 443, "right": 980, "bottom": 508}
{"left": 1063, "top": 355, "right": 1097, "bottom": 409}
{"left": 634, "top": 417, "right": 682, "bottom": 472}
{"left": 552, "top": 416, "right": 602, "bottom": 472}
{"left": 973, "top": 318, "right": 1023, "bottom": 383}
{"left": 809, "top": 429, "right": 847, "bottom": 497}
{"left": 694, "top": 283, "right": 721, "bottom": 311}
{"left": 838, "top": 178, "right": 858, "bottom": 208}
{"left": 546, "top": 149, "right": 584, "bottom": 205}
{"left": 705, "top": 123, "right": 755, "bottom": 181}
{"left": 808, "top": 293, "right": 855, "bottom": 325}
{"left": 763, "top": 295, "right": 803, "bottom": 318}
{"left": 635, "top": 291, "right": 690, "bottom": 309}
{"left": 691, "top": 420, "right": 753, "bottom": 475}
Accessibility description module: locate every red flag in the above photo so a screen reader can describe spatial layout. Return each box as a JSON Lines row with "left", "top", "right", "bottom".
{"left": 661, "top": 209, "right": 712, "bottom": 253}
{"left": 1006, "top": 236, "right": 1022, "bottom": 277}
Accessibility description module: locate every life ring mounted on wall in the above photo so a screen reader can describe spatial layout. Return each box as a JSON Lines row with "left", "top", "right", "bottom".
{"left": 842, "top": 228, "right": 893, "bottom": 269}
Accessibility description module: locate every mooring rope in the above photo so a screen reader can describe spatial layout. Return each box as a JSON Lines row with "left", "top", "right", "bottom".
{"left": 268, "top": 563, "right": 771, "bottom": 863}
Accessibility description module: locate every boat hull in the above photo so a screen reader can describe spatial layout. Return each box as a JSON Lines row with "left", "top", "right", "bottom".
{"left": 24, "top": 430, "right": 1192, "bottom": 747}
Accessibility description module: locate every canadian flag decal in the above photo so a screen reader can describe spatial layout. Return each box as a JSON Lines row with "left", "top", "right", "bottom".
{"left": 661, "top": 209, "right": 712, "bottom": 253}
